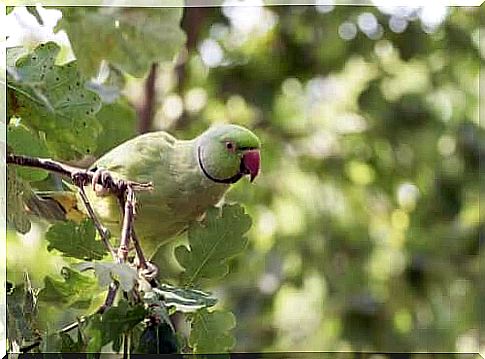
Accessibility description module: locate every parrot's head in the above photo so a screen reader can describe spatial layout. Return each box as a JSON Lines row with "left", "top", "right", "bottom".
{"left": 197, "top": 124, "right": 261, "bottom": 184}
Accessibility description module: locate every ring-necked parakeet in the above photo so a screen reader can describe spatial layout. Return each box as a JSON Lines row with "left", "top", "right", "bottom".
{"left": 35, "top": 124, "right": 261, "bottom": 256}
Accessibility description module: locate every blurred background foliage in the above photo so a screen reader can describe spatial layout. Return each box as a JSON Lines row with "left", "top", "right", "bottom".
{"left": 5, "top": 2, "right": 484, "bottom": 354}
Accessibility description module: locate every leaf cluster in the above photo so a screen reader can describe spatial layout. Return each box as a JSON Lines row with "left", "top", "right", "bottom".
{"left": 6, "top": 6, "right": 253, "bottom": 355}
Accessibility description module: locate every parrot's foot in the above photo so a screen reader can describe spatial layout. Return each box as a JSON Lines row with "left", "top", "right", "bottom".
{"left": 139, "top": 261, "right": 160, "bottom": 282}
{"left": 91, "top": 167, "right": 115, "bottom": 196}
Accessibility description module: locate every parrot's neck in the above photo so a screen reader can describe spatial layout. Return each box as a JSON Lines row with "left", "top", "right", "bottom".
{"left": 196, "top": 145, "right": 243, "bottom": 184}
{"left": 195, "top": 136, "right": 244, "bottom": 185}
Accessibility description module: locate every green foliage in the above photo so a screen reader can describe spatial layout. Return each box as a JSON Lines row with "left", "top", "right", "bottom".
{"left": 42, "top": 329, "right": 87, "bottom": 353}
{"left": 94, "top": 100, "right": 137, "bottom": 156}
{"left": 38, "top": 267, "right": 98, "bottom": 309}
{"left": 58, "top": 331, "right": 85, "bottom": 352}
{"left": 189, "top": 308, "right": 236, "bottom": 354}
{"left": 7, "top": 277, "right": 40, "bottom": 350}
{"left": 175, "top": 204, "right": 252, "bottom": 287}
{"left": 46, "top": 219, "right": 107, "bottom": 260}
{"left": 85, "top": 300, "right": 147, "bottom": 352}
{"left": 7, "top": 167, "right": 32, "bottom": 234}
{"left": 58, "top": 7, "right": 186, "bottom": 77}
{"left": 7, "top": 42, "right": 102, "bottom": 159}
{"left": 7, "top": 123, "right": 49, "bottom": 181}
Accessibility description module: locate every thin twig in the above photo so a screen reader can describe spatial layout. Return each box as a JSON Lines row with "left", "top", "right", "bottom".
{"left": 118, "top": 185, "right": 135, "bottom": 263}
{"left": 97, "top": 281, "right": 120, "bottom": 314}
{"left": 118, "top": 190, "right": 159, "bottom": 287}
{"left": 131, "top": 229, "right": 147, "bottom": 270}
{"left": 131, "top": 229, "right": 159, "bottom": 288}
{"left": 56, "top": 281, "right": 119, "bottom": 333}
{"left": 77, "top": 185, "right": 117, "bottom": 260}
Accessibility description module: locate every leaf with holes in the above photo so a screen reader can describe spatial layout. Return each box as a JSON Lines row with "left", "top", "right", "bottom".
{"left": 58, "top": 7, "right": 186, "bottom": 77}
{"left": 46, "top": 219, "right": 108, "bottom": 261}
{"left": 175, "top": 204, "right": 252, "bottom": 287}
{"left": 7, "top": 42, "right": 102, "bottom": 159}
{"left": 189, "top": 308, "right": 236, "bottom": 354}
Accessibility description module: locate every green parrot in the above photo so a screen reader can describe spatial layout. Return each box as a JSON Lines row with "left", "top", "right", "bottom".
{"left": 32, "top": 124, "right": 261, "bottom": 257}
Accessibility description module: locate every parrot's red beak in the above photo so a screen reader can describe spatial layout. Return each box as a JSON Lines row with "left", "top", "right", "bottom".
{"left": 242, "top": 149, "right": 261, "bottom": 182}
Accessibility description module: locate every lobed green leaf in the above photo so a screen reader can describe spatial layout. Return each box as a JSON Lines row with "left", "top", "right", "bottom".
{"left": 175, "top": 204, "right": 252, "bottom": 287}
{"left": 45, "top": 219, "right": 108, "bottom": 261}
{"left": 188, "top": 308, "right": 236, "bottom": 354}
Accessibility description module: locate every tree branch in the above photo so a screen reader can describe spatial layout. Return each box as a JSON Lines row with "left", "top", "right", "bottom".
{"left": 173, "top": 7, "right": 209, "bottom": 131}
{"left": 7, "top": 154, "right": 153, "bottom": 194}
{"left": 137, "top": 63, "right": 158, "bottom": 134}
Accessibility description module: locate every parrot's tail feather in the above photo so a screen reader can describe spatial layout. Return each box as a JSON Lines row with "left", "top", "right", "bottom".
{"left": 25, "top": 192, "right": 85, "bottom": 223}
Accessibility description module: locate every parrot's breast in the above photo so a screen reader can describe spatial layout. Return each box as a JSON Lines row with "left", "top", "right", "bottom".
{"left": 83, "top": 135, "right": 230, "bottom": 256}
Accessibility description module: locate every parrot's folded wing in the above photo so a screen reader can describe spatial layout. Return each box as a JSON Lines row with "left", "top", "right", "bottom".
{"left": 25, "top": 191, "right": 85, "bottom": 222}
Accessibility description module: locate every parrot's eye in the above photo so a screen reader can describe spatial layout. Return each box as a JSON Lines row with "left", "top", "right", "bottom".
{"left": 225, "top": 141, "right": 235, "bottom": 152}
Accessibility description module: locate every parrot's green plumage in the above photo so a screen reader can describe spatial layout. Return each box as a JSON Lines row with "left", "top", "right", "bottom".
{"left": 39, "top": 124, "right": 261, "bottom": 256}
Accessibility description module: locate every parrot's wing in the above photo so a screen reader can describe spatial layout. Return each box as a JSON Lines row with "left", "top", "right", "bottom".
{"left": 25, "top": 191, "right": 85, "bottom": 222}
{"left": 91, "top": 131, "right": 178, "bottom": 183}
